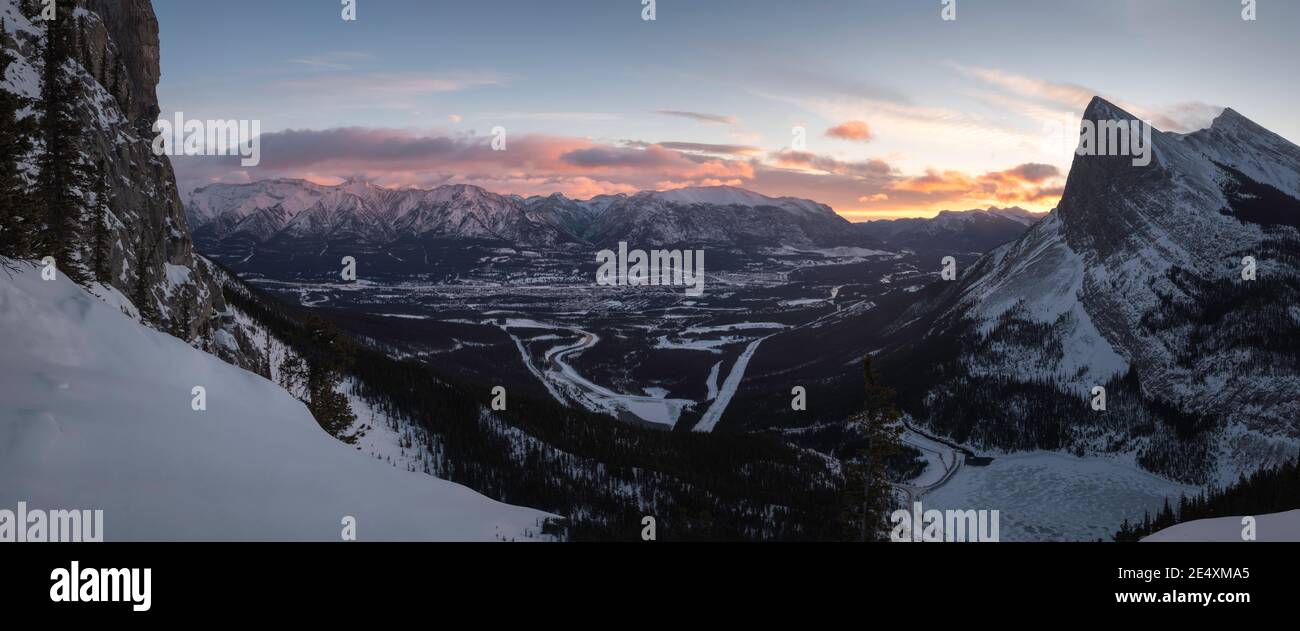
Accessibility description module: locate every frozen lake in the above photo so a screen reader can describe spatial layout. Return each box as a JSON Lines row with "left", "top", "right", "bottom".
{"left": 923, "top": 451, "right": 1200, "bottom": 541}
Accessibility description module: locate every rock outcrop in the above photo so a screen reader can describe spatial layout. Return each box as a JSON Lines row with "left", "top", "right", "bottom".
{"left": 1, "top": 0, "right": 254, "bottom": 368}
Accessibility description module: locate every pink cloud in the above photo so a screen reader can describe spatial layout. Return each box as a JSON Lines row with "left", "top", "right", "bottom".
{"left": 174, "top": 129, "right": 755, "bottom": 200}
{"left": 825, "top": 120, "right": 873, "bottom": 142}
{"left": 172, "top": 128, "right": 1064, "bottom": 218}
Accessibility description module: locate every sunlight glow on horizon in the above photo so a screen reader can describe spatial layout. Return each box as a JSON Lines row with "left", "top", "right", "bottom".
{"left": 156, "top": 0, "right": 1297, "bottom": 221}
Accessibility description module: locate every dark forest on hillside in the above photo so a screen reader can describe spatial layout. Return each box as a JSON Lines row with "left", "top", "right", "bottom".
{"left": 1115, "top": 448, "right": 1300, "bottom": 541}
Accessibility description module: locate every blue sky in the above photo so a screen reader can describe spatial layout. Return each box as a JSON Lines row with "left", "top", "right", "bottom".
{"left": 156, "top": 0, "right": 1300, "bottom": 218}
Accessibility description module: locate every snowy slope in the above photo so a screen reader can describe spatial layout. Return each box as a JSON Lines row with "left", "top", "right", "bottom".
{"left": 1143, "top": 510, "right": 1300, "bottom": 542}
{"left": 220, "top": 290, "right": 443, "bottom": 478}
{"left": 0, "top": 266, "right": 556, "bottom": 541}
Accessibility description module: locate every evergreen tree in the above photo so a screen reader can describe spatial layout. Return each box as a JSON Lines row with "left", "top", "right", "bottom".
{"left": 304, "top": 315, "right": 359, "bottom": 443}
{"left": 1155, "top": 498, "right": 1175, "bottom": 531}
{"left": 130, "top": 226, "right": 159, "bottom": 325}
{"left": 97, "top": 46, "right": 109, "bottom": 88}
{"left": 35, "top": 4, "right": 91, "bottom": 283}
{"left": 261, "top": 328, "right": 274, "bottom": 379}
{"left": 20, "top": 0, "right": 42, "bottom": 22}
{"left": 277, "top": 352, "right": 308, "bottom": 398}
{"left": 0, "top": 18, "right": 37, "bottom": 260}
{"left": 88, "top": 161, "right": 111, "bottom": 283}
{"left": 839, "top": 356, "right": 905, "bottom": 541}
{"left": 76, "top": 15, "right": 89, "bottom": 70}
{"left": 171, "top": 284, "right": 193, "bottom": 340}
{"left": 110, "top": 54, "right": 126, "bottom": 106}
{"left": 278, "top": 316, "right": 359, "bottom": 443}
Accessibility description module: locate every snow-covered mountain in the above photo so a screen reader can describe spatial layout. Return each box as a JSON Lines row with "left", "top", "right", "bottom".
{"left": 187, "top": 181, "right": 866, "bottom": 250}
{"left": 882, "top": 97, "right": 1300, "bottom": 485}
{"left": 519, "top": 192, "right": 612, "bottom": 238}
{"left": 188, "top": 179, "right": 583, "bottom": 248}
{"left": 583, "top": 186, "right": 858, "bottom": 248}
{"left": 0, "top": 267, "right": 554, "bottom": 541}
{"left": 633, "top": 185, "right": 830, "bottom": 215}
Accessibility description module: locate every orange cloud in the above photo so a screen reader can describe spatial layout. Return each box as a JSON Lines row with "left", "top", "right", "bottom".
{"left": 825, "top": 120, "right": 873, "bottom": 142}
{"left": 870, "top": 162, "right": 1064, "bottom": 212}
{"left": 174, "top": 128, "right": 761, "bottom": 201}
{"left": 768, "top": 150, "right": 892, "bottom": 178}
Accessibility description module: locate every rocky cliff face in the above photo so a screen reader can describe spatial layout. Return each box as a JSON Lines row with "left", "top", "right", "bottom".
{"left": 82, "top": 0, "right": 160, "bottom": 123}
{"left": 1, "top": 0, "right": 254, "bottom": 368}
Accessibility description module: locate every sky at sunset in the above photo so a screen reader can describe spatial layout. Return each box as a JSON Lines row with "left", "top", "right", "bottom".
{"left": 156, "top": 0, "right": 1300, "bottom": 220}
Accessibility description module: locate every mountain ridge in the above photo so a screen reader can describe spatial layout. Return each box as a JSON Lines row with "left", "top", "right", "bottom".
{"left": 188, "top": 179, "right": 1037, "bottom": 252}
{"left": 880, "top": 97, "right": 1300, "bottom": 485}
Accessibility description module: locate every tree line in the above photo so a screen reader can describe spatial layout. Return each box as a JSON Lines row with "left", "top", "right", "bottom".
{"left": 1115, "top": 447, "right": 1300, "bottom": 541}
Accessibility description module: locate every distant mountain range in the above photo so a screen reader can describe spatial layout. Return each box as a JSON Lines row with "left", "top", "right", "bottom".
{"left": 853, "top": 206, "right": 1044, "bottom": 253}
{"left": 187, "top": 180, "right": 1038, "bottom": 254}
{"left": 880, "top": 97, "right": 1300, "bottom": 486}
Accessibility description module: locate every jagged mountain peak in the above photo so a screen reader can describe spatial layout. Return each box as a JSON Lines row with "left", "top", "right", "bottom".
{"left": 1181, "top": 107, "right": 1300, "bottom": 196}
{"left": 1081, "top": 96, "right": 1142, "bottom": 123}
{"left": 1191, "top": 106, "right": 1287, "bottom": 148}
{"left": 1209, "top": 107, "right": 1252, "bottom": 131}
{"left": 337, "top": 176, "right": 381, "bottom": 196}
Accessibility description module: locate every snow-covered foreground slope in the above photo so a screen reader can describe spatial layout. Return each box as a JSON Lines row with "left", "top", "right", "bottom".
{"left": 0, "top": 266, "right": 556, "bottom": 541}
{"left": 1144, "top": 510, "right": 1300, "bottom": 542}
